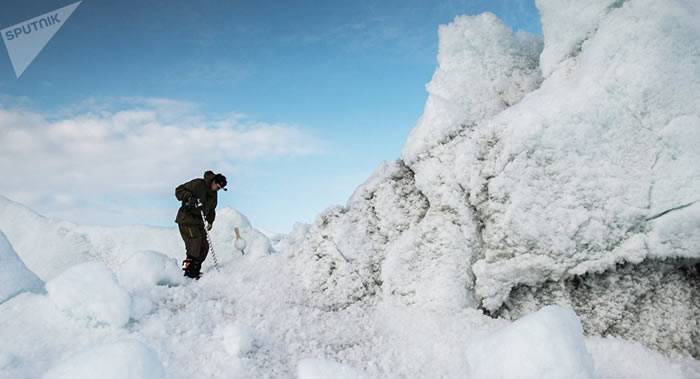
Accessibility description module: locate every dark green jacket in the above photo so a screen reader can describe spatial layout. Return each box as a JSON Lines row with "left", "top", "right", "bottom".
{"left": 175, "top": 171, "right": 218, "bottom": 225}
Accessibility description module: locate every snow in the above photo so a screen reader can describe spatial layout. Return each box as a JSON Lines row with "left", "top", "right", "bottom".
{"left": 234, "top": 238, "right": 247, "bottom": 252}
{"left": 46, "top": 261, "right": 132, "bottom": 327}
{"left": 0, "top": 293, "right": 116, "bottom": 378}
{"left": 209, "top": 208, "right": 273, "bottom": 258}
{"left": 586, "top": 336, "right": 700, "bottom": 379}
{"left": 0, "top": 201, "right": 698, "bottom": 378}
{"left": 297, "top": 358, "right": 367, "bottom": 379}
{"left": 466, "top": 305, "right": 595, "bottom": 379}
{"left": 219, "top": 324, "right": 255, "bottom": 357}
{"left": 43, "top": 339, "right": 166, "bottom": 379}
{"left": 272, "top": 0, "right": 700, "bottom": 359}
{"left": 536, "top": 0, "right": 621, "bottom": 78}
{"left": 117, "top": 250, "right": 185, "bottom": 291}
{"left": 381, "top": 208, "right": 476, "bottom": 311}
{"left": 0, "top": 196, "right": 96, "bottom": 280}
{"left": 402, "top": 12, "right": 542, "bottom": 163}
{"left": 0, "top": 230, "right": 42, "bottom": 304}
{"left": 467, "top": 0, "right": 700, "bottom": 312}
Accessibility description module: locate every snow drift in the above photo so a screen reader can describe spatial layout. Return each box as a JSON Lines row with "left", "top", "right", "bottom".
{"left": 281, "top": 0, "right": 700, "bottom": 358}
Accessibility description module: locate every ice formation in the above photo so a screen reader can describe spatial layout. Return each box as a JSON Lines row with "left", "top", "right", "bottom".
{"left": 281, "top": 0, "right": 700, "bottom": 358}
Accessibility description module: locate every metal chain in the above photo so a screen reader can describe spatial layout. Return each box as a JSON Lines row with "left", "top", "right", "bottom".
{"left": 200, "top": 209, "right": 221, "bottom": 273}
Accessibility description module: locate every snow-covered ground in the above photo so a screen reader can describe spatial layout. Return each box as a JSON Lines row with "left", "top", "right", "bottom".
{"left": 0, "top": 195, "right": 698, "bottom": 378}
{"left": 1, "top": 0, "right": 699, "bottom": 377}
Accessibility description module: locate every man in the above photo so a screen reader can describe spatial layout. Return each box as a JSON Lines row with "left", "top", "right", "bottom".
{"left": 175, "top": 170, "right": 227, "bottom": 279}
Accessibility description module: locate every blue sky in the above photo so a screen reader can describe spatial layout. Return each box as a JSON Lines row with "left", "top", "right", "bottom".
{"left": 0, "top": 0, "right": 541, "bottom": 232}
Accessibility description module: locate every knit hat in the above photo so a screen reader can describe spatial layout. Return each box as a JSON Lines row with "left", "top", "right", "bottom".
{"left": 213, "top": 173, "right": 227, "bottom": 191}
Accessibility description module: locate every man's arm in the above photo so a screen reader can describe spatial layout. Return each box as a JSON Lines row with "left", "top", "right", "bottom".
{"left": 205, "top": 194, "right": 217, "bottom": 224}
{"left": 175, "top": 179, "right": 199, "bottom": 201}
{"left": 206, "top": 209, "right": 215, "bottom": 225}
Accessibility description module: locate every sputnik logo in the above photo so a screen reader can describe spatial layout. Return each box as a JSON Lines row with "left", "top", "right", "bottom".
{"left": 1, "top": 1, "right": 82, "bottom": 78}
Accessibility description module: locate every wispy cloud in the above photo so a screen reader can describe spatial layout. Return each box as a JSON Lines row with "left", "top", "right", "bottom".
{"left": 0, "top": 97, "right": 324, "bottom": 225}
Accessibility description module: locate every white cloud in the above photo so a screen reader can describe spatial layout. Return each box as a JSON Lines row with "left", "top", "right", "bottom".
{"left": 0, "top": 98, "right": 323, "bottom": 224}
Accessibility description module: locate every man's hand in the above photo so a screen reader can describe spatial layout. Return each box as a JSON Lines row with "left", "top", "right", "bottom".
{"left": 184, "top": 197, "right": 202, "bottom": 209}
{"left": 206, "top": 223, "right": 213, "bottom": 232}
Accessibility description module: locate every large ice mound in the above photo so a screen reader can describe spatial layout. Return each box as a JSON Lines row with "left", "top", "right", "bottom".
{"left": 280, "top": 0, "right": 700, "bottom": 357}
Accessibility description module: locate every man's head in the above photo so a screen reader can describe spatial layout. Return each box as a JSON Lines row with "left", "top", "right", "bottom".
{"left": 211, "top": 173, "right": 227, "bottom": 192}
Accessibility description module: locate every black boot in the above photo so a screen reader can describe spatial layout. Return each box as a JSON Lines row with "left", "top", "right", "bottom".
{"left": 182, "top": 259, "right": 201, "bottom": 279}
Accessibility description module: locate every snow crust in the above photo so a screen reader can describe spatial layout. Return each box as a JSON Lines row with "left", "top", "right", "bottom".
{"left": 0, "top": 230, "right": 42, "bottom": 304}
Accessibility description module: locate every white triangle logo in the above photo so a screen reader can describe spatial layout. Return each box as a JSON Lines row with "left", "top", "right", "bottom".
{"left": 1, "top": 1, "right": 82, "bottom": 78}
